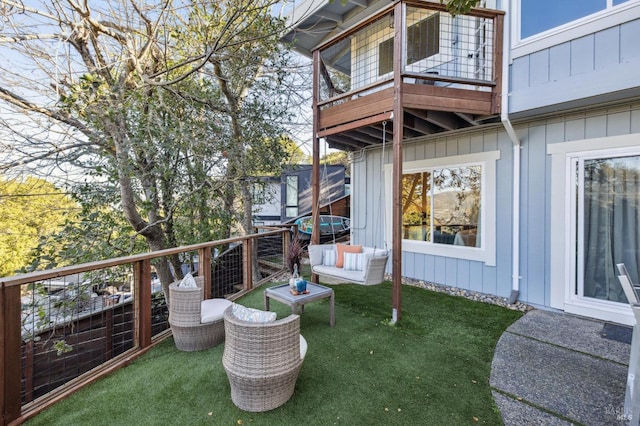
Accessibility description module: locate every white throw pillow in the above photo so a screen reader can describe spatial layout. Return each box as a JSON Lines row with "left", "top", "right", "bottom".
{"left": 179, "top": 273, "right": 197, "bottom": 288}
{"left": 343, "top": 252, "right": 364, "bottom": 271}
{"left": 231, "top": 303, "right": 277, "bottom": 323}
{"left": 323, "top": 249, "right": 337, "bottom": 266}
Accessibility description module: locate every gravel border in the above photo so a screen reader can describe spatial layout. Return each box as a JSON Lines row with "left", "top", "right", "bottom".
{"left": 399, "top": 276, "right": 534, "bottom": 313}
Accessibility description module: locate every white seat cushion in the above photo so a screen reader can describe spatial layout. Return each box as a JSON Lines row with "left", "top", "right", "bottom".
{"left": 300, "top": 335, "right": 308, "bottom": 360}
{"left": 313, "top": 264, "right": 366, "bottom": 282}
{"left": 200, "top": 299, "right": 232, "bottom": 323}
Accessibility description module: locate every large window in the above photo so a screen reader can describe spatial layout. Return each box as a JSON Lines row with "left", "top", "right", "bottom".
{"left": 520, "top": 0, "right": 633, "bottom": 39}
{"left": 385, "top": 151, "right": 499, "bottom": 265}
{"left": 402, "top": 166, "right": 481, "bottom": 247}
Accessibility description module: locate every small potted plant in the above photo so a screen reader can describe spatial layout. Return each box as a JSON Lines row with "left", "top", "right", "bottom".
{"left": 287, "top": 237, "right": 304, "bottom": 288}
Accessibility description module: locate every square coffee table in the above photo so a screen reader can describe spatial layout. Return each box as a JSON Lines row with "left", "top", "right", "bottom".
{"left": 264, "top": 282, "right": 335, "bottom": 327}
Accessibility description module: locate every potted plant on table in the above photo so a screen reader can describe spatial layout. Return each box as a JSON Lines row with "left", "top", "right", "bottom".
{"left": 286, "top": 237, "right": 303, "bottom": 289}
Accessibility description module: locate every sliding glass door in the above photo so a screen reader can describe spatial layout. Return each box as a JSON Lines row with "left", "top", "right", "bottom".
{"left": 573, "top": 152, "right": 640, "bottom": 303}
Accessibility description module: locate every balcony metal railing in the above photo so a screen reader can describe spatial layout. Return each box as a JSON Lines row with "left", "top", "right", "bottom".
{"left": 317, "top": 2, "right": 500, "bottom": 108}
{"left": 0, "top": 227, "right": 294, "bottom": 425}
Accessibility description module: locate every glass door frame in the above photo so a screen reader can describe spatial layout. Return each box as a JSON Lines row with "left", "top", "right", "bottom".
{"left": 568, "top": 146, "right": 640, "bottom": 306}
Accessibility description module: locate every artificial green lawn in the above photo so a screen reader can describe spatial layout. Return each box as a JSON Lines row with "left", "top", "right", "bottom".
{"left": 27, "top": 282, "right": 522, "bottom": 425}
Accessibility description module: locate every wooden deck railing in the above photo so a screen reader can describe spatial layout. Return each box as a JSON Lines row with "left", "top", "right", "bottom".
{"left": 0, "top": 228, "right": 292, "bottom": 425}
{"left": 313, "top": 1, "right": 504, "bottom": 150}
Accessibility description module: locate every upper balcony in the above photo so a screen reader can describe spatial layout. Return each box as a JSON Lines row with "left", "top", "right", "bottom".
{"left": 287, "top": 1, "right": 504, "bottom": 151}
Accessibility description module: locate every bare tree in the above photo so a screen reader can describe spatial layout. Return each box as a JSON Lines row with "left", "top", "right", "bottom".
{"left": 0, "top": 0, "right": 310, "bottom": 294}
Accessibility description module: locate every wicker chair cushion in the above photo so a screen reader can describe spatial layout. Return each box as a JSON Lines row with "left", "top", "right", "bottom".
{"left": 179, "top": 273, "right": 198, "bottom": 288}
{"left": 300, "top": 335, "right": 308, "bottom": 360}
{"left": 231, "top": 303, "right": 277, "bottom": 323}
{"left": 201, "top": 299, "right": 232, "bottom": 323}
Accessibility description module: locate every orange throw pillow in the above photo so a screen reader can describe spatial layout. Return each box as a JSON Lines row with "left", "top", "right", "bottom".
{"left": 336, "top": 244, "right": 362, "bottom": 268}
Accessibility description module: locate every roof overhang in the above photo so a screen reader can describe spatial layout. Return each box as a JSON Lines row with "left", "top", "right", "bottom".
{"left": 281, "top": 0, "right": 390, "bottom": 58}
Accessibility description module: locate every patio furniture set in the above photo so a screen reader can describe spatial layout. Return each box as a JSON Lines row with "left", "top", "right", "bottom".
{"left": 166, "top": 243, "right": 389, "bottom": 412}
{"left": 167, "top": 269, "right": 335, "bottom": 412}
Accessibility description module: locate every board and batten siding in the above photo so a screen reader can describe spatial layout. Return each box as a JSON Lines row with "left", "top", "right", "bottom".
{"left": 509, "top": 17, "right": 640, "bottom": 116}
{"left": 351, "top": 101, "right": 640, "bottom": 310}
{"left": 350, "top": 128, "right": 517, "bottom": 301}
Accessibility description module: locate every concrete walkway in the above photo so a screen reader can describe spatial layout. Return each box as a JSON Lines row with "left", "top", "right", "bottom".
{"left": 490, "top": 309, "right": 632, "bottom": 425}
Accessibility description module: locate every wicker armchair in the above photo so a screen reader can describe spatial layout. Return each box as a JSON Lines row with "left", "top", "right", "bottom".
{"left": 222, "top": 305, "right": 307, "bottom": 412}
{"left": 168, "top": 277, "right": 231, "bottom": 352}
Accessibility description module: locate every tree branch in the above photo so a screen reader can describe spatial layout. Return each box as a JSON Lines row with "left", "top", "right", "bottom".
{"left": 0, "top": 86, "right": 95, "bottom": 138}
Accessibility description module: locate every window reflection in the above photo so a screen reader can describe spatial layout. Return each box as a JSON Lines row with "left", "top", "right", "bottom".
{"left": 402, "top": 165, "right": 481, "bottom": 247}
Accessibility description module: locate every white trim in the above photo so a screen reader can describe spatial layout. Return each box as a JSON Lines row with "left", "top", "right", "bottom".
{"left": 564, "top": 298, "right": 635, "bottom": 326}
{"left": 512, "top": 0, "right": 640, "bottom": 59}
{"left": 384, "top": 150, "right": 500, "bottom": 266}
{"left": 548, "top": 133, "right": 640, "bottom": 323}
{"left": 548, "top": 133, "right": 640, "bottom": 155}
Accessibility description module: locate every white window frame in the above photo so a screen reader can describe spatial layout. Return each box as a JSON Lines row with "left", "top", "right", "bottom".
{"left": 512, "top": 0, "right": 640, "bottom": 59}
{"left": 548, "top": 134, "right": 640, "bottom": 325}
{"left": 285, "top": 175, "right": 299, "bottom": 218}
{"left": 384, "top": 150, "right": 499, "bottom": 266}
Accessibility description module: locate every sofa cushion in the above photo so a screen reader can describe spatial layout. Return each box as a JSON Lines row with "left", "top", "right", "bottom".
{"left": 313, "top": 264, "right": 366, "bottom": 283}
{"left": 336, "top": 244, "right": 362, "bottom": 268}
{"left": 343, "top": 252, "right": 364, "bottom": 271}
{"left": 231, "top": 303, "right": 277, "bottom": 323}
{"left": 308, "top": 243, "right": 331, "bottom": 267}
{"left": 362, "top": 247, "right": 387, "bottom": 257}
{"left": 323, "top": 249, "right": 337, "bottom": 266}
{"left": 201, "top": 298, "right": 232, "bottom": 323}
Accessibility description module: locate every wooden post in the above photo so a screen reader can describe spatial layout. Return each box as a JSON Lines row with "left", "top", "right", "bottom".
{"left": 391, "top": 2, "right": 405, "bottom": 323}
{"left": 198, "top": 247, "right": 212, "bottom": 300}
{"left": 134, "top": 259, "right": 152, "bottom": 348}
{"left": 283, "top": 230, "right": 290, "bottom": 271}
{"left": 1, "top": 284, "right": 22, "bottom": 425}
{"left": 492, "top": 13, "right": 504, "bottom": 115}
{"left": 311, "top": 49, "right": 321, "bottom": 283}
{"left": 242, "top": 239, "right": 253, "bottom": 291}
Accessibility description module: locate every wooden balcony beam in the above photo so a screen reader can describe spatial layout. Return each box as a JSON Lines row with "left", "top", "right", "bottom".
{"left": 339, "top": 130, "right": 381, "bottom": 145}
{"left": 327, "top": 134, "right": 371, "bottom": 150}
{"left": 403, "top": 83, "right": 494, "bottom": 115}
{"left": 403, "top": 111, "right": 441, "bottom": 134}
{"left": 318, "top": 111, "right": 393, "bottom": 138}
{"left": 318, "top": 88, "right": 394, "bottom": 131}
{"left": 455, "top": 112, "right": 480, "bottom": 126}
